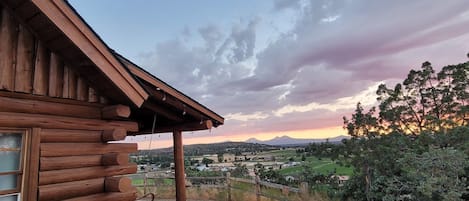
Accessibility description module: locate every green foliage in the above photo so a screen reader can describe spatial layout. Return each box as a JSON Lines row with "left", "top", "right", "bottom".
{"left": 340, "top": 128, "right": 469, "bottom": 200}
{"left": 230, "top": 163, "right": 249, "bottom": 178}
{"left": 201, "top": 157, "right": 214, "bottom": 167}
{"left": 185, "top": 168, "right": 223, "bottom": 177}
{"left": 254, "top": 163, "right": 290, "bottom": 185}
{"left": 399, "top": 147, "right": 467, "bottom": 200}
{"left": 343, "top": 103, "right": 379, "bottom": 138}
{"left": 341, "top": 54, "right": 469, "bottom": 201}
{"left": 376, "top": 60, "right": 468, "bottom": 134}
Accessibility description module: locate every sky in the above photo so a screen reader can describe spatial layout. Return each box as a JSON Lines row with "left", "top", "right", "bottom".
{"left": 69, "top": 0, "right": 469, "bottom": 149}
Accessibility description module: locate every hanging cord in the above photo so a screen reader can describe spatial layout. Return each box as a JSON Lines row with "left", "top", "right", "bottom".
{"left": 148, "top": 113, "right": 157, "bottom": 150}
{"left": 143, "top": 114, "right": 157, "bottom": 196}
{"left": 136, "top": 193, "right": 155, "bottom": 201}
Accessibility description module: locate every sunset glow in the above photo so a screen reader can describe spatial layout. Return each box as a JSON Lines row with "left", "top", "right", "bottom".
{"left": 70, "top": 0, "right": 469, "bottom": 149}
{"left": 132, "top": 126, "right": 346, "bottom": 150}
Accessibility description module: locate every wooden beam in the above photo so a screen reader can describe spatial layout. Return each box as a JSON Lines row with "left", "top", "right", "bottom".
{"left": 40, "top": 155, "right": 102, "bottom": 171}
{"left": 32, "top": 0, "right": 149, "bottom": 107}
{"left": 123, "top": 57, "right": 224, "bottom": 124}
{"left": 25, "top": 128, "right": 41, "bottom": 201}
{"left": 102, "top": 128, "right": 127, "bottom": 142}
{"left": 62, "top": 192, "right": 136, "bottom": 201}
{"left": 33, "top": 40, "right": 50, "bottom": 95}
{"left": 68, "top": 66, "right": 77, "bottom": 99}
{"left": 76, "top": 76, "right": 88, "bottom": 101}
{"left": 135, "top": 120, "right": 213, "bottom": 134}
{"left": 41, "top": 143, "right": 137, "bottom": 157}
{"left": 62, "top": 64, "right": 70, "bottom": 98}
{"left": 48, "top": 52, "right": 63, "bottom": 97}
{"left": 41, "top": 129, "right": 102, "bottom": 143}
{"left": 14, "top": 24, "right": 35, "bottom": 93}
{"left": 0, "top": 5, "right": 17, "bottom": 90}
{"left": 173, "top": 130, "right": 186, "bottom": 201}
{"left": 0, "top": 112, "right": 138, "bottom": 132}
{"left": 144, "top": 85, "right": 207, "bottom": 122}
{"left": 42, "top": 129, "right": 127, "bottom": 143}
{"left": 0, "top": 95, "right": 102, "bottom": 119}
{"left": 104, "top": 177, "right": 132, "bottom": 193}
{"left": 88, "top": 87, "right": 98, "bottom": 102}
{"left": 142, "top": 101, "right": 183, "bottom": 122}
{"left": 0, "top": 90, "right": 103, "bottom": 107}
{"left": 40, "top": 153, "right": 129, "bottom": 171}
{"left": 39, "top": 164, "right": 137, "bottom": 185}
{"left": 101, "top": 105, "right": 131, "bottom": 120}
{"left": 38, "top": 178, "right": 104, "bottom": 201}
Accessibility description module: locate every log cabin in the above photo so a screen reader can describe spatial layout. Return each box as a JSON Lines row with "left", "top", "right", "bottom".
{"left": 0, "top": 1, "right": 224, "bottom": 201}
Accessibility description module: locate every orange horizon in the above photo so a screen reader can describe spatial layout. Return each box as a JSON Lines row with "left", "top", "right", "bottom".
{"left": 133, "top": 126, "right": 347, "bottom": 150}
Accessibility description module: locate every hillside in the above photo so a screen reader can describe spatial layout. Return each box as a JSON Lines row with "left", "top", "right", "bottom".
{"left": 246, "top": 135, "right": 350, "bottom": 146}
{"left": 139, "top": 141, "right": 280, "bottom": 156}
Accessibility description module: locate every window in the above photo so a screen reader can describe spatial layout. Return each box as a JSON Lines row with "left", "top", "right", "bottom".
{"left": 0, "top": 130, "right": 26, "bottom": 201}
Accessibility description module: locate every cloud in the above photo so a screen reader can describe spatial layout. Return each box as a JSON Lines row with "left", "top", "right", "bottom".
{"left": 214, "top": 18, "right": 260, "bottom": 63}
{"left": 273, "top": 0, "right": 301, "bottom": 11}
{"left": 136, "top": 0, "right": 469, "bottom": 143}
{"left": 273, "top": 81, "right": 381, "bottom": 117}
{"left": 225, "top": 112, "right": 269, "bottom": 121}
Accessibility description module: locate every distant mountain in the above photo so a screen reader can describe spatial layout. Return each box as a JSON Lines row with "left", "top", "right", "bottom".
{"left": 246, "top": 135, "right": 350, "bottom": 146}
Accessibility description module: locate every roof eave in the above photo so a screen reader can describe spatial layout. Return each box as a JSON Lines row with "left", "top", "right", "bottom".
{"left": 31, "top": 0, "right": 149, "bottom": 107}
{"left": 117, "top": 55, "right": 224, "bottom": 125}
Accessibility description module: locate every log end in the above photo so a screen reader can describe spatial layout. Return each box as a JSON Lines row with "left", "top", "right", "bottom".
{"left": 102, "top": 153, "right": 129, "bottom": 166}
{"left": 105, "top": 177, "right": 132, "bottom": 193}
{"left": 102, "top": 128, "right": 127, "bottom": 142}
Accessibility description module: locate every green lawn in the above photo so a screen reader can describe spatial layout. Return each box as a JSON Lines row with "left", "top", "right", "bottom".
{"left": 261, "top": 149, "right": 353, "bottom": 176}
{"left": 277, "top": 156, "right": 353, "bottom": 176}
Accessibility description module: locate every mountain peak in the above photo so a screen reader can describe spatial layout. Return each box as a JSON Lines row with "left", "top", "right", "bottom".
{"left": 246, "top": 137, "right": 261, "bottom": 143}
{"left": 245, "top": 135, "right": 350, "bottom": 146}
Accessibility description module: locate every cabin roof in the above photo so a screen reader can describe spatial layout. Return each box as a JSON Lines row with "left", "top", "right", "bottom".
{"left": 116, "top": 53, "right": 224, "bottom": 126}
{"left": 2, "top": 0, "right": 223, "bottom": 132}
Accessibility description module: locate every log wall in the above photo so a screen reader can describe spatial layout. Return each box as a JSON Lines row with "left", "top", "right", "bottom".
{"left": 0, "top": 5, "right": 138, "bottom": 201}
{"left": 0, "top": 5, "right": 108, "bottom": 104}
{"left": 37, "top": 129, "right": 137, "bottom": 201}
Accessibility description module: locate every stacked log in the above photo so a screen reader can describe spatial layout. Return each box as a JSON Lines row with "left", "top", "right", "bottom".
{"left": 38, "top": 127, "right": 137, "bottom": 201}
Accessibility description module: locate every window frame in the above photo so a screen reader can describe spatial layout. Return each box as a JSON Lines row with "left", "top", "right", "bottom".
{"left": 0, "top": 128, "right": 29, "bottom": 199}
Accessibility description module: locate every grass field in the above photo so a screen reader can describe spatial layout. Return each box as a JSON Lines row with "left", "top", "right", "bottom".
{"left": 132, "top": 178, "right": 174, "bottom": 186}
{"left": 265, "top": 149, "right": 354, "bottom": 176}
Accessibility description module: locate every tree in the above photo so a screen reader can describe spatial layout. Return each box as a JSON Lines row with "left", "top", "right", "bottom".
{"left": 202, "top": 157, "right": 214, "bottom": 167}
{"left": 230, "top": 163, "right": 249, "bottom": 178}
{"left": 341, "top": 53, "right": 469, "bottom": 201}
{"left": 217, "top": 153, "right": 224, "bottom": 163}
{"left": 343, "top": 103, "right": 379, "bottom": 138}
{"left": 398, "top": 147, "right": 467, "bottom": 200}
{"left": 376, "top": 60, "right": 468, "bottom": 134}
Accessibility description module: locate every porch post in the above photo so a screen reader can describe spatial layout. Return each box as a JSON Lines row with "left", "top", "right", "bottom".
{"left": 173, "top": 130, "right": 186, "bottom": 201}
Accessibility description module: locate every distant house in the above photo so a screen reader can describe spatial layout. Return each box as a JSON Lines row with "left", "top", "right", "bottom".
{"left": 0, "top": 1, "right": 223, "bottom": 201}
{"left": 332, "top": 175, "right": 350, "bottom": 186}
{"left": 223, "top": 153, "right": 235, "bottom": 162}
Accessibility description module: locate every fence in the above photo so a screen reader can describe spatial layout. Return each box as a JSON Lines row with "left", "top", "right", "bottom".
{"left": 128, "top": 172, "right": 310, "bottom": 201}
